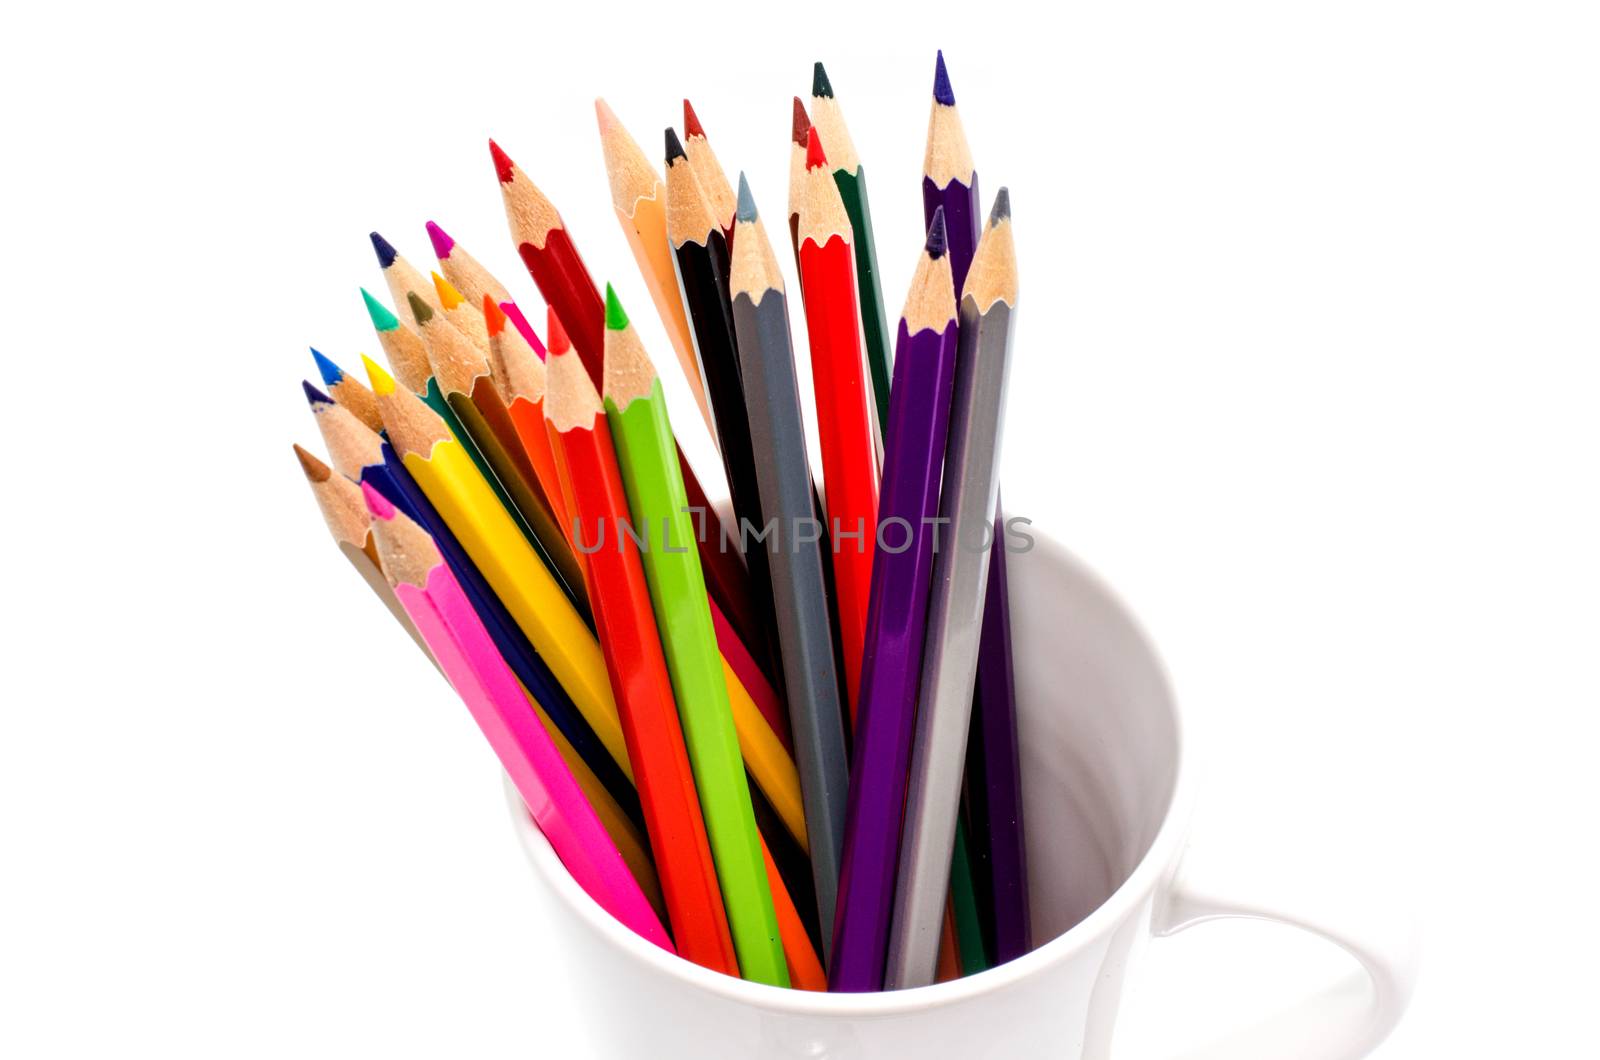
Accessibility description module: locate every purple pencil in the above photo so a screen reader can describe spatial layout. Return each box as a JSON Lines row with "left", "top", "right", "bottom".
{"left": 830, "top": 209, "right": 960, "bottom": 991}
{"left": 923, "top": 50, "right": 1028, "bottom": 968}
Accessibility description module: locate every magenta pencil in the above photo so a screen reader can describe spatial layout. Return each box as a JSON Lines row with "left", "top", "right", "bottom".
{"left": 361, "top": 481, "right": 672, "bottom": 952}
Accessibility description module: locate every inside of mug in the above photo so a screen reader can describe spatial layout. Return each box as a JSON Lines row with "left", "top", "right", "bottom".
{"left": 1009, "top": 542, "right": 1181, "bottom": 945}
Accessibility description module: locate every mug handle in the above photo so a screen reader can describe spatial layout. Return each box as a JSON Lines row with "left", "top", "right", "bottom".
{"left": 1143, "top": 846, "right": 1421, "bottom": 1060}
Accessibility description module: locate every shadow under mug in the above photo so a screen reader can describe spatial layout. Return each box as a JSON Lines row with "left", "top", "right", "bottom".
{"left": 507, "top": 533, "right": 1418, "bottom": 1059}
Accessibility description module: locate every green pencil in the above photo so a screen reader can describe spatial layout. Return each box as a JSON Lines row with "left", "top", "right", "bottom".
{"left": 812, "top": 61, "right": 891, "bottom": 446}
{"left": 601, "top": 284, "right": 787, "bottom": 987}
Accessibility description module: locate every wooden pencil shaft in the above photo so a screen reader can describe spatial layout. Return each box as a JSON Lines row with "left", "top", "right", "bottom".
{"left": 337, "top": 539, "right": 436, "bottom": 665}
{"left": 552, "top": 405, "right": 740, "bottom": 976}
{"left": 833, "top": 167, "right": 892, "bottom": 449}
{"left": 730, "top": 285, "right": 849, "bottom": 962}
{"left": 885, "top": 296, "right": 1015, "bottom": 990}
{"left": 607, "top": 372, "right": 788, "bottom": 985}
{"left": 514, "top": 228, "right": 607, "bottom": 388}
{"left": 361, "top": 448, "right": 645, "bottom": 834}
{"left": 830, "top": 313, "right": 959, "bottom": 991}
{"left": 447, "top": 389, "right": 590, "bottom": 619}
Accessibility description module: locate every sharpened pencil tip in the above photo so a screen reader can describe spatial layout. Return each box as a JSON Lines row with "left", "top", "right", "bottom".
{"left": 302, "top": 379, "right": 334, "bottom": 407}
{"left": 805, "top": 126, "right": 827, "bottom": 170}
{"left": 791, "top": 97, "right": 811, "bottom": 146}
{"left": 594, "top": 97, "right": 618, "bottom": 134}
{"left": 482, "top": 294, "right": 506, "bottom": 336}
{"left": 360, "top": 288, "right": 399, "bottom": 332}
{"left": 989, "top": 187, "right": 1011, "bottom": 225}
{"left": 370, "top": 231, "right": 398, "bottom": 269}
{"left": 546, "top": 306, "right": 571, "bottom": 356}
{"left": 682, "top": 99, "right": 705, "bottom": 139}
{"left": 926, "top": 206, "right": 949, "bottom": 259}
{"left": 933, "top": 50, "right": 956, "bottom": 106}
{"left": 431, "top": 272, "right": 464, "bottom": 310}
{"left": 604, "top": 284, "right": 629, "bottom": 331}
{"left": 361, "top": 354, "right": 397, "bottom": 396}
{"left": 361, "top": 479, "right": 397, "bottom": 521}
{"left": 664, "top": 126, "right": 686, "bottom": 164}
{"left": 310, "top": 348, "right": 344, "bottom": 387}
{"left": 812, "top": 62, "right": 833, "bottom": 99}
{"left": 425, "top": 220, "right": 454, "bottom": 260}
{"left": 293, "top": 443, "right": 332, "bottom": 483}
{"left": 488, "top": 139, "right": 515, "bottom": 183}
{"left": 736, "top": 173, "right": 758, "bottom": 223}
{"left": 406, "top": 290, "right": 434, "bottom": 326}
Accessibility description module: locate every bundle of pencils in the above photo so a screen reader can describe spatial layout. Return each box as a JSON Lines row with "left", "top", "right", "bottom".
{"left": 291, "top": 50, "right": 1022, "bottom": 994}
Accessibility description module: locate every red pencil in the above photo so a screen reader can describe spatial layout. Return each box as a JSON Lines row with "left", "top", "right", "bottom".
{"left": 795, "top": 127, "right": 880, "bottom": 723}
{"left": 543, "top": 328, "right": 740, "bottom": 977}
{"left": 490, "top": 139, "right": 607, "bottom": 389}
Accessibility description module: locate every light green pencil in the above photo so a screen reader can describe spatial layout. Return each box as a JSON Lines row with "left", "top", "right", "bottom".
{"left": 601, "top": 284, "right": 787, "bottom": 987}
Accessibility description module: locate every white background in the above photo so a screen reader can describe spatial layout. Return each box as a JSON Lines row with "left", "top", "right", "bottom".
{"left": 3, "top": 0, "right": 1596, "bottom": 1055}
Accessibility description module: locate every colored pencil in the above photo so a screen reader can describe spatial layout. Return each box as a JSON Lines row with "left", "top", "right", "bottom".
{"left": 602, "top": 285, "right": 786, "bottom": 985}
{"left": 361, "top": 288, "right": 432, "bottom": 397}
{"left": 594, "top": 98, "right": 716, "bottom": 440}
{"left": 490, "top": 139, "right": 605, "bottom": 388}
{"left": 711, "top": 600, "right": 791, "bottom": 753}
{"left": 795, "top": 126, "right": 880, "bottom": 723}
{"left": 921, "top": 51, "right": 1027, "bottom": 965}
{"left": 426, "top": 219, "right": 513, "bottom": 308}
{"left": 787, "top": 97, "right": 811, "bottom": 265}
{"left": 310, "top": 349, "right": 383, "bottom": 434}
{"left": 728, "top": 174, "right": 849, "bottom": 962}
{"left": 304, "top": 378, "right": 643, "bottom": 830}
{"left": 293, "top": 442, "right": 432, "bottom": 660}
{"left": 483, "top": 295, "right": 571, "bottom": 540}
{"left": 831, "top": 209, "right": 960, "bottom": 990}
{"left": 681, "top": 100, "right": 737, "bottom": 233}
{"left": 406, "top": 292, "right": 589, "bottom": 615}
{"left": 361, "top": 481, "right": 671, "bottom": 951}
{"left": 812, "top": 61, "right": 891, "bottom": 449}
{"left": 488, "top": 136, "right": 762, "bottom": 667}
{"left": 365, "top": 357, "right": 635, "bottom": 786}
{"left": 665, "top": 128, "right": 783, "bottom": 674}
{"left": 430, "top": 271, "right": 491, "bottom": 353}
{"left": 922, "top": 52, "right": 980, "bottom": 293}
{"left": 886, "top": 189, "right": 1017, "bottom": 989}
{"left": 371, "top": 231, "right": 441, "bottom": 315}
{"left": 544, "top": 334, "right": 740, "bottom": 978}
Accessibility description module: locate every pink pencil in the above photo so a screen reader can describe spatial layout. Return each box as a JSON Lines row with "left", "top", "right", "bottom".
{"left": 361, "top": 481, "right": 672, "bottom": 952}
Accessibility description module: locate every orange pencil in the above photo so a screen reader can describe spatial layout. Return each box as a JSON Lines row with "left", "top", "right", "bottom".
{"left": 544, "top": 329, "right": 739, "bottom": 977}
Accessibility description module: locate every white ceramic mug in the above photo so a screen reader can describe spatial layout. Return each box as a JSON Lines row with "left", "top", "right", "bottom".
{"left": 506, "top": 534, "right": 1418, "bottom": 1058}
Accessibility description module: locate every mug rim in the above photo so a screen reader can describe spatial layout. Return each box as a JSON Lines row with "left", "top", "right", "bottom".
{"left": 507, "top": 533, "right": 1194, "bottom": 1016}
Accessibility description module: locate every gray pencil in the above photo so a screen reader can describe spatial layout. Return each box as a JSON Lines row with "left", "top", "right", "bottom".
{"left": 728, "top": 173, "right": 850, "bottom": 961}
{"left": 885, "top": 188, "right": 1018, "bottom": 989}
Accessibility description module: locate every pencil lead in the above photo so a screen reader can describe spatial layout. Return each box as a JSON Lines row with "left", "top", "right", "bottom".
{"left": 361, "top": 288, "right": 400, "bottom": 331}
{"left": 594, "top": 97, "right": 618, "bottom": 134}
{"left": 482, "top": 293, "right": 507, "bottom": 336}
{"left": 926, "top": 206, "right": 949, "bottom": 259}
{"left": 310, "top": 348, "right": 344, "bottom": 387}
{"left": 933, "top": 50, "right": 956, "bottom": 106}
{"left": 293, "top": 443, "right": 332, "bottom": 482}
{"left": 791, "top": 97, "right": 811, "bottom": 146}
{"left": 604, "top": 284, "right": 629, "bottom": 331}
{"left": 547, "top": 307, "right": 572, "bottom": 356}
{"left": 362, "top": 354, "right": 397, "bottom": 396}
{"left": 812, "top": 61, "right": 834, "bottom": 99}
{"left": 736, "top": 173, "right": 758, "bottom": 223}
{"left": 488, "top": 138, "right": 516, "bottom": 183}
{"left": 430, "top": 271, "right": 465, "bottom": 310}
{"left": 682, "top": 99, "right": 705, "bottom": 139}
{"left": 369, "top": 231, "right": 399, "bottom": 269}
{"left": 989, "top": 187, "right": 1011, "bottom": 225}
{"left": 425, "top": 220, "right": 454, "bottom": 259}
{"left": 406, "top": 290, "right": 435, "bottom": 327}
{"left": 664, "top": 126, "right": 687, "bottom": 164}
{"left": 302, "top": 379, "right": 335, "bottom": 407}
{"left": 360, "top": 479, "right": 398, "bottom": 521}
{"left": 805, "top": 126, "right": 828, "bottom": 170}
